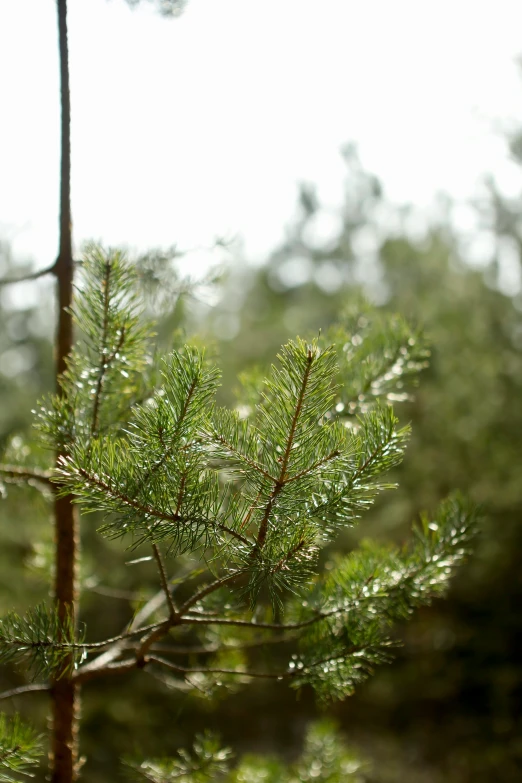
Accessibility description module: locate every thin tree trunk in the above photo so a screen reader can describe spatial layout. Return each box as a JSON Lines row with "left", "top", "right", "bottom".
{"left": 51, "top": 2, "right": 80, "bottom": 781}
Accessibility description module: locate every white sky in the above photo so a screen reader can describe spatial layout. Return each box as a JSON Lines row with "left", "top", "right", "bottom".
{"left": 1, "top": 0, "right": 522, "bottom": 276}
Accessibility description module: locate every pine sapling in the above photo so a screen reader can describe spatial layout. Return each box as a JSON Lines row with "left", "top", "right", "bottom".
{"left": 0, "top": 249, "right": 477, "bottom": 782}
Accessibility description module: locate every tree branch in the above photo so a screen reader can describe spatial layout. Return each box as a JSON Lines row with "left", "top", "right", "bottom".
{"left": 285, "top": 449, "right": 341, "bottom": 484}
{"left": 73, "top": 658, "right": 137, "bottom": 684}
{"left": 210, "top": 430, "right": 276, "bottom": 482}
{"left": 72, "top": 582, "right": 181, "bottom": 678}
{"left": 0, "top": 262, "right": 56, "bottom": 287}
{"left": 0, "top": 682, "right": 50, "bottom": 701}
{"left": 143, "top": 633, "right": 295, "bottom": 656}
{"left": 176, "top": 572, "right": 240, "bottom": 617}
{"left": 151, "top": 543, "right": 177, "bottom": 618}
{"left": 0, "top": 464, "right": 53, "bottom": 487}
{"left": 148, "top": 654, "right": 294, "bottom": 680}
{"left": 180, "top": 614, "right": 325, "bottom": 631}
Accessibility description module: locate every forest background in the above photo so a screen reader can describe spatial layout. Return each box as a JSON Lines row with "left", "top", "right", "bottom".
{"left": 1, "top": 2, "right": 522, "bottom": 782}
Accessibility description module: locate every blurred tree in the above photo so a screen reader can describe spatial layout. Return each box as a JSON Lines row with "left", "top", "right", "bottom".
{"left": 127, "top": 720, "right": 374, "bottom": 783}
{"left": 123, "top": 0, "right": 188, "bottom": 17}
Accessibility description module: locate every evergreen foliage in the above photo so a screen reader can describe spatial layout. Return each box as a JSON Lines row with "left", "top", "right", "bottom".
{"left": 128, "top": 721, "right": 370, "bottom": 783}
{"left": 0, "top": 604, "right": 84, "bottom": 679}
{"left": 0, "top": 248, "right": 477, "bottom": 775}
{"left": 125, "top": 731, "right": 232, "bottom": 782}
{"left": 0, "top": 714, "right": 42, "bottom": 782}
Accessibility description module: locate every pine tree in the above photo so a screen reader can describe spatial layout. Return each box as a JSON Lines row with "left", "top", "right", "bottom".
{"left": 0, "top": 247, "right": 477, "bottom": 782}
{"left": 0, "top": 2, "right": 478, "bottom": 781}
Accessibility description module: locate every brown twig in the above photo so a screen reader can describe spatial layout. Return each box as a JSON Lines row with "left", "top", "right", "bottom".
{"left": 151, "top": 543, "right": 177, "bottom": 618}
{"left": 180, "top": 613, "right": 327, "bottom": 631}
{"left": 176, "top": 572, "right": 240, "bottom": 617}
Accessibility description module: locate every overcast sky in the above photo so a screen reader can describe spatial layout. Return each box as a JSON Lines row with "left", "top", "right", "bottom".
{"left": 1, "top": 0, "right": 522, "bottom": 277}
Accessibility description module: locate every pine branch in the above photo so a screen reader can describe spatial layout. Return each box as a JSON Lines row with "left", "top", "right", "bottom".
{"left": 141, "top": 374, "right": 198, "bottom": 481}
{"left": 0, "top": 714, "right": 43, "bottom": 781}
{"left": 124, "top": 729, "right": 231, "bottom": 783}
{"left": 90, "top": 258, "right": 113, "bottom": 436}
{"left": 209, "top": 429, "right": 275, "bottom": 482}
{"left": 285, "top": 449, "right": 341, "bottom": 484}
{"left": 255, "top": 347, "right": 314, "bottom": 548}
{"left": 327, "top": 308, "right": 429, "bottom": 416}
{"left": 65, "top": 465, "right": 249, "bottom": 546}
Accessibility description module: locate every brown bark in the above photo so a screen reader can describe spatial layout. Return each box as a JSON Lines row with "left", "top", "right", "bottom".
{"left": 51, "top": 1, "right": 80, "bottom": 781}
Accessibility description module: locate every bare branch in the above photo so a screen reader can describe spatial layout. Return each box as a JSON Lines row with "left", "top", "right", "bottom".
{"left": 133, "top": 572, "right": 241, "bottom": 664}
{"left": 176, "top": 572, "right": 240, "bottom": 616}
{"left": 180, "top": 614, "right": 325, "bottom": 631}
{"left": 0, "top": 262, "right": 56, "bottom": 287}
{"left": 73, "top": 658, "right": 137, "bottom": 684}
{"left": 80, "top": 622, "right": 163, "bottom": 649}
{"left": 148, "top": 654, "right": 293, "bottom": 680}
{"left": 0, "top": 682, "right": 50, "bottom": 701}
{"left": 152, "top": 543, "right": 177, "bottom": 618}
{"left": 0, "top": 464, "right": 53, "bottom": 487}
{"left": 145, "top": 633, "right": 295, "bottom": 656}
{"left": 75, "top": 584, "right": 176, "bottom": 676}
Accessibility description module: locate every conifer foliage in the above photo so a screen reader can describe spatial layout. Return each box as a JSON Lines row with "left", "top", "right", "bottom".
{"left": 125, "top": 721, "right": 370, "bottom": 783}
{"left": 0, "top": 249, "right": 477, "bottom": 780}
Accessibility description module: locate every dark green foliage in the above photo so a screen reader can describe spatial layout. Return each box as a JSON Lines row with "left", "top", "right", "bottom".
{"left": 0, "top": 714, "right": 42, "bottom": 782}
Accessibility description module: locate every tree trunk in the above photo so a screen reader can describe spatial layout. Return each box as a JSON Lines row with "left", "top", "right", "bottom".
{"left": 51, "top": 2, "right": 80, "bottom": 781}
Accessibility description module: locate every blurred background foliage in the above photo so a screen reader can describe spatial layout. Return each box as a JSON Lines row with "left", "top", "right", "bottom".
{"left": 1, "top": 136, "right": 522, "bottom": 781}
